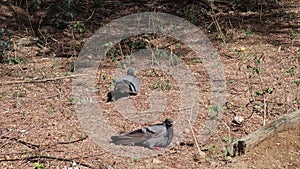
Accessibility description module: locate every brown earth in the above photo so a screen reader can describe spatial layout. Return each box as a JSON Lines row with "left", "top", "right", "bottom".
{"left": 0, "top": 0, "right": 299, "bottom": 169}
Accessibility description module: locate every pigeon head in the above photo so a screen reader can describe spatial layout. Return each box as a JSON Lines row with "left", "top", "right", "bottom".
{"left": 164, "top": 118, "right": 173, "bottom": 128}
{"left": 127, "top": 68, "right": 135, "bottom": 76}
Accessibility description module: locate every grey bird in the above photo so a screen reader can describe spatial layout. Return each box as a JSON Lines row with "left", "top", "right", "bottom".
{"left": 107, "top": 68, "right": 141, "bottom": 102}
{"left": 111, "top": 118, "right": 174, "bottom": 149}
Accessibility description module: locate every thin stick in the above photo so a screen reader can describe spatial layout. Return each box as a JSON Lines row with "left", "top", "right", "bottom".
{"left": 0, "top": 136, "right": 88, "bottom": 155}
{"left": 188, "top": 96, "right": 202, "bottom": 156}
{"left": 0, "top": 155, "right": 95, "bottom": 169}
{"left": 0, "top": 74, "right": 88, "bottom": 85}
{"left": 189, "top": 120, "right": 202, "bottom": 155}
{"left": 258, "top": 73, "right": 267, "bottom": 126}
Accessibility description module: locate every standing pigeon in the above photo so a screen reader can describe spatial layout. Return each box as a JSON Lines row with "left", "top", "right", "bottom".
{"left": 107, "top": 68, "right": 141, "bottom": 102}
{"left": 111, "top": 118, "right": 174, "bottom": 149}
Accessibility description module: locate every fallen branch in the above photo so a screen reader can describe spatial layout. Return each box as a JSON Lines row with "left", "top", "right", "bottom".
{"left": 0, "top": 74, "right": 88, "bottom": 85}
{"left": 231, "top": 109, "right": 300, "bottom": 156}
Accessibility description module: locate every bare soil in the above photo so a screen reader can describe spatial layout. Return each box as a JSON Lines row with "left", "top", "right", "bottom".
{"left": 0, "top": 0, "right": 299, "bottom": 169}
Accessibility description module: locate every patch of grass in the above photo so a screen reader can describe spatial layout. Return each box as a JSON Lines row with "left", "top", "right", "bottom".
{"left": 191, "top": 58, "right": 202, "bottom": 63}
{"left": 222, "top": 136, "right": 231, "bottom": 143}
{"left": 203, "top": 144, "right": 220, "bottom": 155}
{"left": 46, "top": 107, "right": 54, "bottom": 114}
{"left": 8, "top": 57, "right": 23, "bottom": 65}
{"left": 34, "top": 162, "right": 45, "bottom": 169}
{"left": 68, "top": 97, "right": 75, "bottom": 103}
{"left": 240, "top": 29, "right": 254, "bottom": 39}
{"left": 293, "top": 79, "right": 300, "bottom": 87}
{"left": 0, "top": 28, "right": 12, "bottom": 63}
{"left": 285, "top": 67, "right": 297, "bottom": 76}
{"left": 290, "top": 31, "right": 300, "bottom": 38}
{"left": 92, "top": 0, "right": 104, "bottom": 8}
{"left": 153, "top": 80, "right": 172, "bottom": 90}
{"left": 71, "top": 21, "right": 86, "bottom": 33}
{"left": 208, "top": 105, "right": 223, "bottom": 120}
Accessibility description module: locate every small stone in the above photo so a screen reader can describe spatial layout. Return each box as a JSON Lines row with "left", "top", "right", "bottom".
{"left": 183, "top": 128, "right": 190, "bottom": 134}
{"left": 152, "top": 158, "right": 162, "bottom": 164}
{"left": 233, "top": 115, "right": 244, "bottom": 125}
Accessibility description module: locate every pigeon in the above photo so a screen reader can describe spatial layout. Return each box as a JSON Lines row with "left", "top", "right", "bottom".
{"left": 107, "top": 68, "right": 141, "bottom": 101}
{"left": 111, "top": 118, "right": 174, "bottom": 149}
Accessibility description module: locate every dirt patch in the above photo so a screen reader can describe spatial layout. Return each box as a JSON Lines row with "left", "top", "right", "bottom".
{"left": 0, "top": 0, "right": 300, "bottom": 168}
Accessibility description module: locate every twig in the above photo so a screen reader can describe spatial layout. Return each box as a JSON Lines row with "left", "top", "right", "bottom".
{"left": 0, "top": 136, "right": 88, "bottom": 155}
{"left": 259, "top": 75, "right": 267, "bottom": 126}
{"left": 188, "top": 96, "right": 203, "bottom": 157}
{"left": 0, "top": 74, "right": 88, "bottom": 85}
{"left": 85, "top": 9, "right": 95, "bottom": 22}
{"left": 189, "top": 120, "right": 202, "bottom": 155}
{"left": 209, "top": 0, "right": 226, "bottom": 44}
{"left": 220, "top": 120, "right": 231, "bottom": 140}
{"left": 0, "top": 155, "right": 95, "bottom": 169}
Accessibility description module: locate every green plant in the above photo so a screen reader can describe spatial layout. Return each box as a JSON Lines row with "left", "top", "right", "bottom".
{"left": 34, "top": 162, "right": 45, "bottom": 169}
{"left": 8, "top": 57, "right": 23, "bottom": 65}
{"left": 240, "top": 29, "right": 254, "bottom": 39}
{"left": 0, "top": 28, "right": 11, "bottom": 63}
{"left": 285, "top": 67, "right": 297, "bottom": 76}
{"left": 68, "top": 97, "right": 75, "bottom": 103}
{"left": 92, "top": 0, "right": 104, "bottom": 8}
{"left": 255, "top": 90, "right": 263, "bottom": 96}
{"left": 47, "top": 107, "right": 54, "bottom": 114}
{"left": 191, "top": 58, "right": 202, "bottom": 63}
{"left": 204, "top": 144, "right": 220, "bottom": 155}
{"left": 28, "top": 0, "right": 43, "bottom": 13}
{"left": 293, "top": 80, "right": 300, "bottom": 87}
{"left": 72, "top": 21, "right": 86, "bottom": 33}
{"left": 208, "top": 105, "right": 223, "bottom": 120}
{"left": 265, "top": 87, "right": 273, "bottom": 94}
{"left": 222, "top": 136, "right": 231, "bottom": 143}
{"left": 153, "top": 80, "right": 172, "bottom": 90}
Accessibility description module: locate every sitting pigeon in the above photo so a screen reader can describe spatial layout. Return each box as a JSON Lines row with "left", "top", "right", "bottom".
{"left": 107, "top": 68, "right": 141, "bottom": 101}
{"left": 111, "top": 118, "right": 174, "bottom": 149}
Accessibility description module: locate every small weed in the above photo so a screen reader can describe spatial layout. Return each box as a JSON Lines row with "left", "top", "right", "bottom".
{"left": 13, "top": 86, "right": 27, "bottom": 97}
{"left": 253, "top": 101, "right": 262, "bottom": 110}
{"left": 64, "top": 71, "right": 72, "bottom": 76}
{"left": 222, "top": 136, "right": 231, "bottom": 143}
{"left": 222, "top": 147, "right": 230, "bottom": 158}
{"left": 46, "top": 107, "right": 54, "bottom": 114}
{"left": 68, "top": 62, "right": 75, "bottom": 72}
{"left": 293, "top": 80, "right": 300, "bottom": 87}
{"left": 34, "top": 162, "right": 45, "bottom": 169}
{"left": 72, "top": 21, "right": 86, "bottom": 33}
{"left": 240, "top": 29, "right": 254, "bottom": 39}
{"left": 131, "top": 157, "right": 140, "bottom": 162}
{"left": 265, "top": 87, "right": 273, "bottom": 94}
{"left": 204, "top": 144, "right": 220, "bottom": 155}
{"left": 255, "top": 90, "right": 263, "bottom": 96}
{"left": 252, "top": 67, "right": 261, "bottom": 74}
{"left": 68, "top": 97, "right": 75, "bottom": 103}
{"left": 208, "top": 105, "right": 223, "bottom": 120}
{"left": 191, "top": 58, "right": 202, "bottom": 63}
{"left": 290, "top": 32, "right": 300, "bottom": 38}
{"left": 153, "top": 80, "right": 172, "bottom": 90}
{"left": 8, "top": 57, "right": 23, "bottom": 65}
{"left": 92, "top": 0, "right": 104, "bottom": 8}
{"left": 119, "top": 61, "right": 127, "bottom": 69}
{"left": 183, "top": 10, "right": 197, "bottom": 24}
{"left": 285, "top": 67, "right": 296, "bottom": 76}
{"left": 0, "top": 27, "right": 11, "bottom": 63}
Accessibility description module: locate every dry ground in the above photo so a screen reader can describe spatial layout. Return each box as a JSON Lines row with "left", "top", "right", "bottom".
{"left": 0, "top": 0, "right": 299, "bottom": 169}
